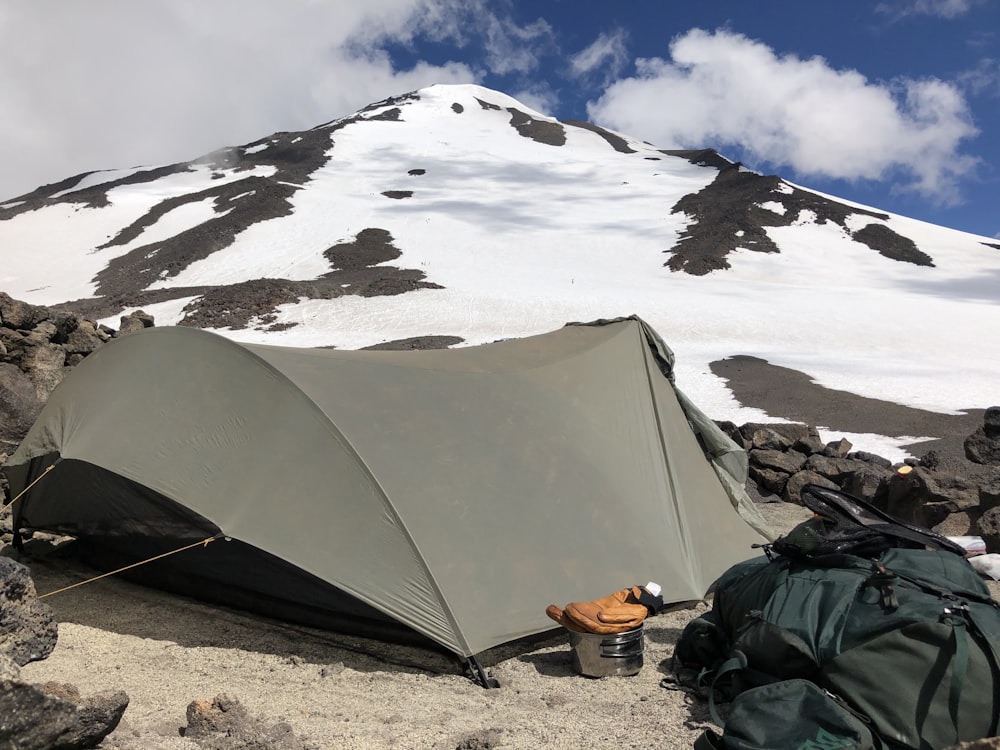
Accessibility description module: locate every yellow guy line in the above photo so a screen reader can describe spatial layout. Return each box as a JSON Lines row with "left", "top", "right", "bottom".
{"left": 1, "top": 463, "right": 57, "bottom": 510}
{"left": 39, "top": 534, "right": 224, "bottom": 599}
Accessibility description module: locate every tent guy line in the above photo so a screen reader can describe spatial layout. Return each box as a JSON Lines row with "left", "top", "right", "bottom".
{"left": 37, "top": 533, "right": 225, "bottom": 600}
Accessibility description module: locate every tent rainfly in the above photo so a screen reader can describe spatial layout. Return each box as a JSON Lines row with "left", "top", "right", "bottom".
{"left": 4, "top": 317, "right": 769, "bottom": 684}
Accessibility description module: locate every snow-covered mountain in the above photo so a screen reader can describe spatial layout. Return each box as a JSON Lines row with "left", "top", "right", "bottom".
{"left": 2, "top": 84, "right": 999, "bottom": 456}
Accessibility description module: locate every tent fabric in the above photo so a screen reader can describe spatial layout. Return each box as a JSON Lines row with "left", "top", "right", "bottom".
{"left": 5, "top": 317, "right": 769, "bottom": 658}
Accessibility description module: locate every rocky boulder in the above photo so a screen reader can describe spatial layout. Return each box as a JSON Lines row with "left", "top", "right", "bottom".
{"left": 0, "top": 292, "right": 134, "bottom": 416}
{"left": 0, "top": 556, "right": 57, "bottom": 666}
{"left": 0, "top": 557, "right": 130, "bottom": 749}
{"left": 184, "top": 694, "right": 308, "bottom": 750}
{"left": 0, "top": 680, "right": 129, "bottom": 750}
{"left": 0, "top": 362, "right": 41, "bottom": 452}
{"left": 965, "top": 406, "right": 1000, "bottom": 465}
{"left": 736, "top": 409, "right": 1000, "bottom": 551}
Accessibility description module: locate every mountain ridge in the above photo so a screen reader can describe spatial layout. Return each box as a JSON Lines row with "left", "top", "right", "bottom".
{"left": 0, "top": 85, "right": 964, "bottom": 322}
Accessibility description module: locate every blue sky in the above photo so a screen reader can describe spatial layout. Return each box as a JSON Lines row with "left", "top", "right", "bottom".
{"left": 2, "top": 0, "right": 998, "bottom": 238}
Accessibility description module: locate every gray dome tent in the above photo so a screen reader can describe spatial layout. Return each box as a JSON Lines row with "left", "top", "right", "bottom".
{"left": 4, "top": 317, "right": 768, "bottom": 678}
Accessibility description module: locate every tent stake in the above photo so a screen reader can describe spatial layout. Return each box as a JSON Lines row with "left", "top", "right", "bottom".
{"left": 466, "top": 656, "right": 499, "bottom": 689}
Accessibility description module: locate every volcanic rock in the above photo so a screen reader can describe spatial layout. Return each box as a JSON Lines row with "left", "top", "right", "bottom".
{"left": 0, "top": 555, "right": 57, "bottom": 666}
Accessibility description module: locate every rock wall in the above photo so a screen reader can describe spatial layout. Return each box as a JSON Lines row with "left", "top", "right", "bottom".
{"left": 722, "top": 418, "right": 1000, "bottom": 551}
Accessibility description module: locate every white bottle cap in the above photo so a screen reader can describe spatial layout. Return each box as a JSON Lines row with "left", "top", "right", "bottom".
{"left": 645, "top": 581, "right": 661, "bottom": 597}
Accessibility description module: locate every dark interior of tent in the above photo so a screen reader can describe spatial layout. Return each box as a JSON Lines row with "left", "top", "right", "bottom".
{"left": 11, "top": 455, "right": 448, "bottom": 656}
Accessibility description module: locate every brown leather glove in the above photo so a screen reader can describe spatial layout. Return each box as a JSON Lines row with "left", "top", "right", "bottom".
{"left": 546, "top": 586, "right": 650, "bottom": 634}
{"left": 564, "top": 586, "right": 648, "bottom": 633}
{"left": 545, "top": 604, "right": 586, "bottom": 632}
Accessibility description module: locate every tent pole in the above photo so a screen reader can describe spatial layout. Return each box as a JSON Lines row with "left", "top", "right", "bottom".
{"left": 465, "top": 656, "right": 499, "bottom": 689}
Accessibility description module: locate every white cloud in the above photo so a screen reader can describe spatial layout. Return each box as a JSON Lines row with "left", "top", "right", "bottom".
{"left": 876, "top": 0, "right": 985, "bottom": 19}
{"left": 586, "top": 28, "right": 979, "bottom": 203}
{"left": 570, "top": 29, "right": 629, "bottom": 82}
{"left": 352, "top": 0, "right": 555, "bottom": 77}
{"left": 0, "top": 0, "right": 478, "bottom": 200}
{"left": 959, "top": 58, "right": 1000, "bottom": 97}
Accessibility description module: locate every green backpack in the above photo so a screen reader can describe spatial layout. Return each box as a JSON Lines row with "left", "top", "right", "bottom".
{"left": 694, "top": 679, "right": 883, "bottom": 750}
{"left": 673, "top": 485, "right": 1000, "bottom": 750}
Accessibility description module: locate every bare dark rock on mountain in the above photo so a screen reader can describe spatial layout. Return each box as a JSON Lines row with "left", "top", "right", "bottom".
{"left": 382, "top": 190, "right": 413, "bottom": 199}
{"left": 177, "top": 270, "right": 439, "bottom": 332}
{"left": 852, "top": 223, "right": 933, "bottom": 266}
{"left": 408, "top": 169, "right": 426, "bottom": 175}
{"left": 356, "top": 91, "right": 420, "bottom": 116}
{"left": 92, "top": 176, "right": 300, "bottom": 299}
{"left": 49, "top": 287, "right": 199, "bottom": 324}
{"left": 661, "top": 148, "right": 734, "bottom": 170}
{"left": 173, "top": 229, "right": 440, "bottom": 330}
{"left": 55, "top": 221, "right": 442, "bottom": 332}
{"left": 367, "top": 107, "right": 403, "bottom": 122}
{"left": 666, "top": 162, "right": 922, "bottom": 274}
{"left": 0, "top": 680, "right": 128, "bottom": 750}
{"left": 668, "top": 166, "right": 782, "bottom": 273}
{"left": 475, "top": 97, "right": 501, "bottom": 111}
{"left": 0, "top": 163, "right": 189, "bottom": 220}
{"left": 451, "top": 102, "right": 464, "bottom": 113}
{"left": 506, "top": 108, "right": 566, "bottom": 146}
{"left": 711, "top": 355, "right": 984, "bottom": 453}
{"left": 563, "top": 120, "right": 636, "bottom": 154}
{"left": 363, "top": 335, "right": 464, "bottom": 351}
{"left": 231, "top": 126, "right": 338, "bottom": 185}
{"left": 325, "top": 228, "right": 401, "bottom": 271}
{"left": 0, "top": 556, "right": 57, "bottom": 666}
{"left": 179, "top": 280, "right": 303, "bottom": 330}
{"left": 3, "top": 110, "right": 411, "bottom": 325}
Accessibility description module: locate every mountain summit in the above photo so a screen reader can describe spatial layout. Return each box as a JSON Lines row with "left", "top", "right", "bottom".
{"left": 2, "top": 83, "right": 999, "bottom": 446}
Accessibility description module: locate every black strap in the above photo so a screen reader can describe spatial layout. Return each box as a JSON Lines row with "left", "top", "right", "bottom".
{"left": 694, "top": 729, "right": 725, "bottom": 750}
{"left": 704, "top": 652, "right": 748, "bottom": 727}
